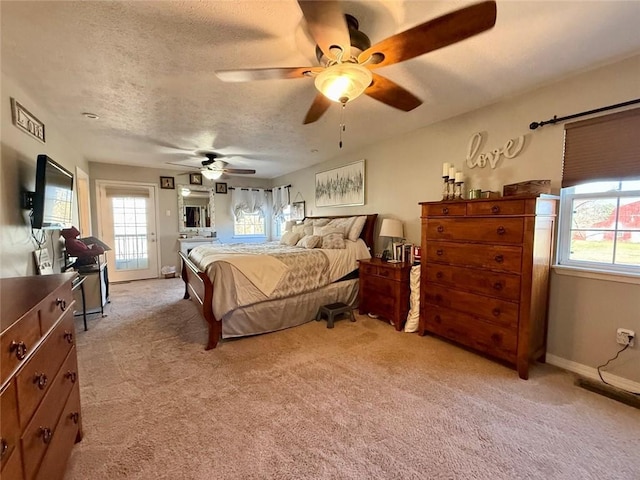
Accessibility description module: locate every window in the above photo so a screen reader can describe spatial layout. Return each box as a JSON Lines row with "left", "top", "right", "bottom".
{"left": 234, "top": 211, "right": 266, "bottom": 237}
{"left": 557, "top": 180, "right": 640, "bottom": 275}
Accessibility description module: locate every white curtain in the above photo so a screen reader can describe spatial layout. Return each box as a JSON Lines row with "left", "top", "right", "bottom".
{"left": 271, "top": 186, "right": 290, "bottom": 221}
{"left": 230, "top": 188, "right": 267, "bottom": 220}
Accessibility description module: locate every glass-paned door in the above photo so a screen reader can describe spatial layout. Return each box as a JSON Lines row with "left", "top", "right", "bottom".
{"left": 96, "top": 182, "right": 159, "bottom": 282}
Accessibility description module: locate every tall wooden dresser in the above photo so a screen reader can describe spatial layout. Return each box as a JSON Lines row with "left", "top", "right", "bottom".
{"left": 1, "top": 272, "right": 82, "bottom": 479}
{"left": 419, "top": 195, "right": 557, "bottom": 379}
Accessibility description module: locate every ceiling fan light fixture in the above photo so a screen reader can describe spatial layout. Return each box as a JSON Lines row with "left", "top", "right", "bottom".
{"left": 314, "top": 63, "right": 372, "bottom": 104}
{"left": 201, "top": 169, "right": 223, "bottom": 180}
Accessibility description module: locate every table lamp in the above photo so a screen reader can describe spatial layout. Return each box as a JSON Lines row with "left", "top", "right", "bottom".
{"left": 379, "top": 218, "right": 404, "bottom": 261}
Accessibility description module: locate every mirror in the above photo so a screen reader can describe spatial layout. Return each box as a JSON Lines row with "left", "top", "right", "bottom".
{"left": 178, "top": 185, "right": 215, "bottom": 234}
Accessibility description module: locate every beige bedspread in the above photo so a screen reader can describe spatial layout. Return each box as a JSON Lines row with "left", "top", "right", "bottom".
{"left": 188, "top": 240, "right": 370, "bottom": 320}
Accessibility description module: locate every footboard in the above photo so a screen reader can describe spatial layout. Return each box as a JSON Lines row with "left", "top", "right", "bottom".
{"left": 179, "top": 251, "right": 221, "bottom": 349}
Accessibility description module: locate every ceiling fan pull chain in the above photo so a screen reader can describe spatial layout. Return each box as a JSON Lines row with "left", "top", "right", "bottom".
{"left": 339, "top": 103, "right": 347, "bottom": 149}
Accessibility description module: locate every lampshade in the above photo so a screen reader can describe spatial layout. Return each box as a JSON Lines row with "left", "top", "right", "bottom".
{"left": 180, "top": 187, "right": 191, "bottom": 197}
{"left": 379, "top": 218, "right": 403, "bottom": 239}
{"left": 314, "top": 63, "right": 373, "bottom": 104}
{"left": 201, "top": 169, "right": 223, "bottom": 180}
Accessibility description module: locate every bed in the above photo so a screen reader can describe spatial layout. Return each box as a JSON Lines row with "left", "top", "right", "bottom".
{"left": 179, "top": 214, "right": 378, "bottom": 349}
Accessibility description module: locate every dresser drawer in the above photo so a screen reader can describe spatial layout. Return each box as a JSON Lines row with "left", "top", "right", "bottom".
{"left": 424, "top": 264, "right": 521, "bottom": 301}
{"left": 1, "top": 444, "right": 24, "bottom": 480}
{"left": 360, "top": 263, "right": 404, "bottom": 281}
{"left": 424, "top": 284, "right": 519, "bottom": 329}
{"left": 39, "top": 284, "right": 74, "bottom": 335}
{"left": 1, "top": 309, "right": 41, "bottom": 386}
{"left": 467, "top": 199, "right": 525, "bottom": 216}
{"left": 424, "top": 203, "right": 467, "bottom": 217}
{"left": 15, "top": 312, "right": 75, "bottom": 428}
{"left": 1, "top": 381, "right": 20, "bottom": 471}
{"left": 423, "top": 306, "right": 517, "bottom": 363}
{"left": 425, "top": 241, "right": 523, "bottom": 273}
{"left": 34, "top": 385, "right": 81, "bottom": 480}
{"left": 426, "top": 218, "right": 524, "bottom": 244}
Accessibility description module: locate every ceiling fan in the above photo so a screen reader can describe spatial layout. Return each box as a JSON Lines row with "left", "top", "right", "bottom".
{"left": 175, "top": 152, "right": 256, "bottom": 180}
{"left": 215, "top": 0, "right": 497, "bottom": 124}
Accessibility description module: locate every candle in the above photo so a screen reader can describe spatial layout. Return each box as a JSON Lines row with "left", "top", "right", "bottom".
{"left": 455, "top": 171, "right": 463, "bottom": 183}
{"left": 449, "top": 166, "right": 456, "bottom": 179}
{"left": 442, "top": 162, "right": 451, "bottom": 177}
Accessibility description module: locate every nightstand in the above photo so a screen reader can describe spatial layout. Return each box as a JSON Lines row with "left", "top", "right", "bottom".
{"left": 358, "top": 258, "right": 412, "bottom": 331}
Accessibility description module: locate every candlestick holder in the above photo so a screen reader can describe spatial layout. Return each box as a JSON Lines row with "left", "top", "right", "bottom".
{"left": 447, "top": 178, "right": 455, "bottom": 200}
{"left": 442, "top": 176, "right": 449, "bottom": 200}
{"left": 454, "top": 181, "right": 464, "bottom": 200}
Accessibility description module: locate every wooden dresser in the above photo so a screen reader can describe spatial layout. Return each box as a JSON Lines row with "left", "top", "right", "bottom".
{"left": 419, "top": 195, "right": 557, "bottom": 379}
{"left": 1, "top": 273, "right": 82, "bottom": 479}
{"left": 358, "top": 258, "right": 412, "bottom": 331}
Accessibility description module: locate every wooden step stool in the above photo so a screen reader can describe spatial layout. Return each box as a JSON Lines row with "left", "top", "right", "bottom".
{"left": 315, "top": 302, "right": 356, "bottom": 329}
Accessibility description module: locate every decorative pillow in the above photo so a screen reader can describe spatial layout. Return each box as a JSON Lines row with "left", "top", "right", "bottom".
{"left": 292, "top": 224, "right": 306, "bottom": 236}
{"left": 312, "top": 218, "right": 331, "bottom": 227}
{"left": 314, "top": 226, "right": 342, "bottom": 237}
{"left": 297, "top": 234, "right": 322, "bottom": 249}
{"left": 283, "top": 220, "right": 296, "bottom": 233}
{"left": 321, "top": 232, "right": 346, "bottom": 249}
{"left": 327, "top": 217, "right": 355, "bottom": 237}
{"left": 303, "top": 225, "right": 314, "bottom": 236}
{"left": 280, "top": 231, "right": 301, "bottom": 246}
{"left": 347, "top": 215, "right": 367, "bottom": 242}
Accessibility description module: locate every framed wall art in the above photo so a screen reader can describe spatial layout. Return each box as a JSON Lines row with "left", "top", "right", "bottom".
{"left": 189, "top": 173, "right": 203, "bottom": 185}
{"left": 215, "top": 182, "right": 228, "bottom": 194}
{"left": 315, "top": 159, "right": 365, "bottom": 207}
{"left": 160, "top": 176, "right": 175, "bottom": 189}
{"left": 11, "top": 98, "right": 45, "bottom": 143}
{"left": 290, "top": 201, "right": 305, "bottom": 220}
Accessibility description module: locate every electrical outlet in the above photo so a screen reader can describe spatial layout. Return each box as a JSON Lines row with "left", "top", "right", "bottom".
{"left": 616, "top": 328, "right": 635, "bottom": 347}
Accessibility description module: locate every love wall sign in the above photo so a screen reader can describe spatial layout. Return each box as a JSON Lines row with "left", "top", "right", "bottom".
{"left": 465, "top": 132, "right": 524, "bottom": 169}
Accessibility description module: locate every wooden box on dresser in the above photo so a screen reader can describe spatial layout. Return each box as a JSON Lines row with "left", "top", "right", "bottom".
{"left": 418, "top": 195, "right": 557, "bottom": 379}
{"left": 1, "top": 272, "right": 82, "bottom": 480}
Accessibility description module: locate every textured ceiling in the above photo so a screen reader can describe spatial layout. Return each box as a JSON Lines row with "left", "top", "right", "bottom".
{"left": 2, "top": 1, "right": 640, "bottom": 179}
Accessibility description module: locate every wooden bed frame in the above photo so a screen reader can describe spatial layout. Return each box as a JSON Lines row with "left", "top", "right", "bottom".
{"left": 180, "top": 213, "right": 378, "bottom": 349}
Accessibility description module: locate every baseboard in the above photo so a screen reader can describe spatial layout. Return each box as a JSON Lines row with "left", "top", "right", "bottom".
{"left": 546, "top": 354, "right": 640, "bottom": 394}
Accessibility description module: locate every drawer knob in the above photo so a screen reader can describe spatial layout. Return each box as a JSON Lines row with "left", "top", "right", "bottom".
{"left": 69, "top": 412, "right": 80, "bottom": 424}
{"left": 493, "top": 282, "right": 503, "bottom": 291}
{"left": 491, "top": 205, "right": 500, "bottom": 214}
{"left": 434, "top": 315, "right": 442, "bottom": 324}
{"left": 494, "top": 255, "right": 504, "bottom": 264}
{"left": 437, "top": 225, "right": 444, "bottom": 233}
{"left": 9, "top": 340, "right": 28, "bottom": 360}
{"left": 380, "top": 270, "right": 389, "bottom": 277}
{"left": 442, "top": 207, "right": 449, "bottom": 215}
{"left": 435, "top": 294, "right": 443, "bottom": 302}
{"left": 34, "top": 373, "right": 48, "bottom": 390}
{"left": 436, "top": 249, "right": 444, "bottom": 256}
{"left": 65, "top": 371, "right": 77, "bottom": 383}
{"left": 436, "top": 271, "right": 443, "bottom": 279}
{"left": 39, "top": 427, "right": 52, "bottom": 444}
{"left": 56, "top": 297, "right": 67, "bottom": 311}
{"left": 0, "top": 438, "right": 8, "bottom": 458}
{"left": 492, "top": 308, "right": 501, "bottom": 317}
{"left": 64, "top": 331, "right": 74, "bottom": 344}
{"left": 496, "top": 226, "right": 506, "bottom": 235}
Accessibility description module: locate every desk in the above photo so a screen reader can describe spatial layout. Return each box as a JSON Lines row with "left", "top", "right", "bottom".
{"left": 75, "top": 261, "right": 109, "bottom": 316}
{"left": 72, "top": 275, "right": 87, "bottom": 331}
{"left": 178, "top": 237, "right": 219, "bottom": 255}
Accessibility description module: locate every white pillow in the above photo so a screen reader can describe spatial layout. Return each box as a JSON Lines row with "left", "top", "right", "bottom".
{"left": 321, "top": 232, "right": 346, "bottom": 249}
{"left": 347, "top": 215, "right": 367, "bottom": 242}
{"left": 315, "top": 226, "right": 342, "bottom": 237}
{"left": 297, "top": 235, "right": 322, "bottom": 249}
{"left": 292, "top": 224, "right": 306, "bottom": 236}
{"left": 327, "top": 217, "right": 355, "bottom": 237}
{"left": 280, "top": 231, "right": 301, "bottom": 246}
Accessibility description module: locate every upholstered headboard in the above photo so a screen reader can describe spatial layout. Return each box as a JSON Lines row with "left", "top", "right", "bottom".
{"left": 304, "top": 214, "right": 378, "bottom": 251}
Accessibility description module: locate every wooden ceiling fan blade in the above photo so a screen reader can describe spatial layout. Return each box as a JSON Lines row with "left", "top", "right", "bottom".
{"left": 358, "top": 0, "right": 497, "bottom": 69}
{"left": 215, "top": 67, "right": 322, "bottom": 82}
{"left": 365, "top": 74, "right": 422, "bottom": 112}
{"left": 303, "top": 93, "right": 332, "bottom": 124}
{"left": 223, "top": 168, "right": 256, "bottom": 175}
{"left": 297, "top": 0, "right": 350, "bottom": 61}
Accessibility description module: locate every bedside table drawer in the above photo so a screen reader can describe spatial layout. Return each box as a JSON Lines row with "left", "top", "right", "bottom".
{"left": 360, "top": 264, "right": 404, "bottom": 281}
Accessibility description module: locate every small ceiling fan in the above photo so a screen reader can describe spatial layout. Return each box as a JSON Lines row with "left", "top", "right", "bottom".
{"left": 215, "top": 0, "right": 497, "bottom": 124}
{"left": 174, "top": 152, "right": 256, "bottom": 180}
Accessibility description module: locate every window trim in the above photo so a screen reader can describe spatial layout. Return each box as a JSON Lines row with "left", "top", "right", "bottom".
{"left": 556, "top": 183, "right": 640, "bottom": 277}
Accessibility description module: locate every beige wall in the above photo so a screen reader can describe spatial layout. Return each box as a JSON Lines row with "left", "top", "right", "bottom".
{"left": 88, "top": 162, "right": 271, "bottom": 270}
{"left": 1, "top": 74, "right": 89, "bottom": 277}
{"left": 274, "top": 54, "right": 640, "bottom": 383}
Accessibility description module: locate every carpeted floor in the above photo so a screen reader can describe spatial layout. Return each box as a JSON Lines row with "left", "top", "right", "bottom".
{"left": 64, "top": 278, "right": 640, "bottom": 480}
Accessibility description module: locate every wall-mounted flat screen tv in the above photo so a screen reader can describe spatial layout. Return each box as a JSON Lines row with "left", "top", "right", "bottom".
{"left": 31, "top": 154, "right": 74, "bottom": 229}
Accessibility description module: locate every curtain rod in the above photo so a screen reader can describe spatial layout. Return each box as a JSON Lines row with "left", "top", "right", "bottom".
{"left": 529, "top": 98, "right": 640, "bottom": 130}
{"left": 228, "top": 184, "right": 291, "bottom": 192}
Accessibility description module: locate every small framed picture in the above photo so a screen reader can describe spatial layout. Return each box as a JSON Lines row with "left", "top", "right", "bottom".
{"left": 160, "top": 176, "right": 175, "bottom": 189}
{"left": 215, "top": 182, "right": 228, "bottom": 194}
{"left": 189, "top": 173, "right": 203, "bottom": 185}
